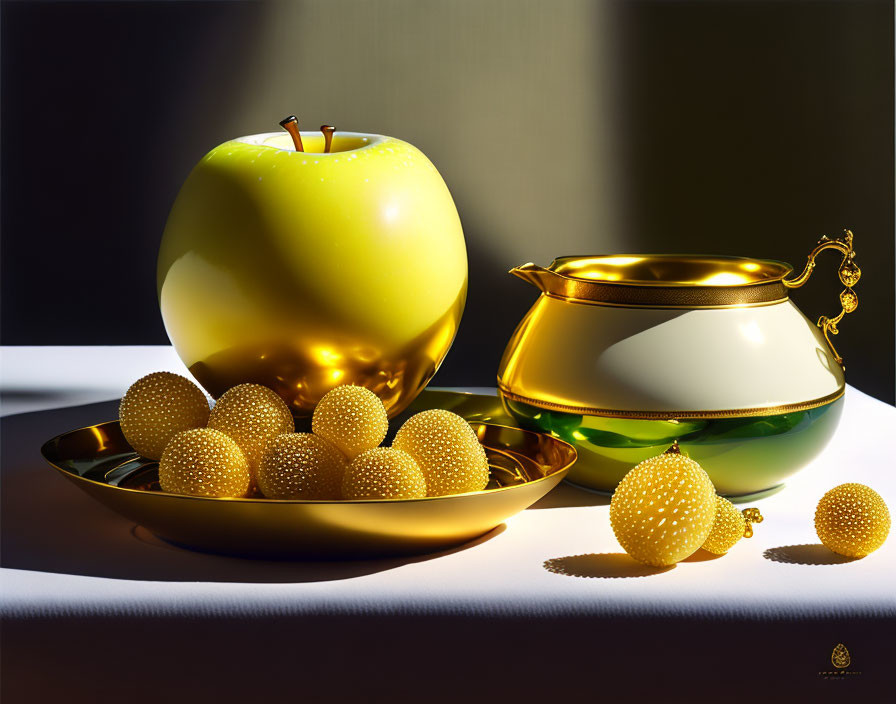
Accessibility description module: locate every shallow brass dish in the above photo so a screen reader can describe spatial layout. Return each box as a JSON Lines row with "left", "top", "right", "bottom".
{"left": 40, "top": 391, "right": 574, "bottom": 559}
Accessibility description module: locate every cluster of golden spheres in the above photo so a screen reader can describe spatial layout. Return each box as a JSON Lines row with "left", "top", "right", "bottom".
{"left": 277, "top": 389, "right": 490, "bottom": 500}
{"left": 118, "top": 373, "right": 489, "bottom": 501}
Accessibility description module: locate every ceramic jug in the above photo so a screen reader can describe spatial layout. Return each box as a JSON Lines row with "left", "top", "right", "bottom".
{"left": 498, "top": 230, "right": 860, "bottom": 499}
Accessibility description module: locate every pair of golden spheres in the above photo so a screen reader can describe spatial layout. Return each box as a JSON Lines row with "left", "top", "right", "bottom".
{"left": 608, "top": 445, "right": 764, "bottom": 567}
{"left": 118, "top": 372, "right": 489, "bottom": 501}
{"left": 609, "top": 445, "right": 890, "bottom": 567}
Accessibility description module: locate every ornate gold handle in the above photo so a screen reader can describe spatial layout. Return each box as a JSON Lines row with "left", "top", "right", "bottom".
{"left": 783, "top": 229, "right": 860, "bottom": 369}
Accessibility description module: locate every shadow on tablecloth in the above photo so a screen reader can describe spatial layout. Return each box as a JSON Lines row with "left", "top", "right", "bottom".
{"left": 543, "top": 548, "right": 726, "bottom": 579}
{"left": 544, "top": 552, "right": 674, "bottom": 578}
{"left": 764, "top": 543, "right": 860, "bottom": 565}
{"left": 0, "top": 400, "right": 504, "bottom": 583}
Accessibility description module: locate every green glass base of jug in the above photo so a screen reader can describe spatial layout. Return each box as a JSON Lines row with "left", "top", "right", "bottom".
{"left": 500, "top": 394, "right": 844, "bottom": 500}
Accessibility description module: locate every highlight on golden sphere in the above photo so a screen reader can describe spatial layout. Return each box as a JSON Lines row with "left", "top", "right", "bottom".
{"left": 815, "top": 483, "right": 890, "bottom": 557}
{"left": 392, "top": 409, "right": 489, "bottom": 497}
{"left": 609, "top": 445, "right": 716, "bottom": 567}
{"left": 158, "top": 427, "right": 250, "bottom": 498}
{"left": 311, "top": 385, "right": 388, "bottom": 460}
{"left": 257, "top": 433, "right": 348, "bottom": 500}
{"left": 702, "top": 497, "right": 746, "bottom": 555}
{"left": 208, "top": 383, "right": 295, "bottom": 472}
{"left": 343, "top": 447, "right": 427, "bottom": 500}
{"left": 119, "top": 371, "right": 210, "bottom": 460}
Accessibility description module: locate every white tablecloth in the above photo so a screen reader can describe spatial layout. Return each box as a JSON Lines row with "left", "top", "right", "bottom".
{"left": 2, "top": 347, "right": 894, "bottom": 702}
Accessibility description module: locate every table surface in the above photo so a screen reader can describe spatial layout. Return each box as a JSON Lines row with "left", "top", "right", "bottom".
{"left": 2, "top": 346, "right": 894, "bottom": 702}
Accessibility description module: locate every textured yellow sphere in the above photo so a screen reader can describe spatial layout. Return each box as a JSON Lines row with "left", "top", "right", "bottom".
{"left": 311, "top": 385, "right": 388, "bottom": 460}
{"left": 257, "top": 433, "right": 348, "bottom": 500}
{"left": 208, "top": 383, "right": 295, "bottom": 473}
{"left": 393, "top": 409, "right": 489, "bottom": 497}
{"left": 343, "top": 447, "right": 427, "bottom": 500}
{"left": 119, "top": 372, "right": 210, "bottom": 460}
{"left": 815, "top": 483, "right": 890, "bottom": 557}
{"left": 610, "top": 446, "right": 717, "bottom": 566}
{"left": 158, "top": 428, "right": 250, "bottom": 498}
{"left": 702, "top": 497, "right": 747, "bottom": 555}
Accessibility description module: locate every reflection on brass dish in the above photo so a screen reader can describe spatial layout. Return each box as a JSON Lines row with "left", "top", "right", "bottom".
{"left": 40, "top": 392, "right": 575, "bottom": 559}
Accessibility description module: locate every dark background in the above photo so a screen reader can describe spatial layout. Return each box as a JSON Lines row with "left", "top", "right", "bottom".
{"left": 2, "top": 0, "right": 893, "bottom": 404}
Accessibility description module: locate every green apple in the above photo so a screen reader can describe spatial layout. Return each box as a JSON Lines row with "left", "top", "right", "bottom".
{"left": 158, "top": 129, "right": 468, "bottom": 417}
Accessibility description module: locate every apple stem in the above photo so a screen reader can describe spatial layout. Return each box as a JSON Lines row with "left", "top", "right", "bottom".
{"left": 279, "top": 115, "right": 304, "bottom": 152}
{"left": 321, "top": 125, "right": 335, "bottom": 153}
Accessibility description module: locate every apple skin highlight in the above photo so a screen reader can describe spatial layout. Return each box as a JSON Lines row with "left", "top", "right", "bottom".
{"left": 158, "top": 130, "right": 468, "bottom": 417}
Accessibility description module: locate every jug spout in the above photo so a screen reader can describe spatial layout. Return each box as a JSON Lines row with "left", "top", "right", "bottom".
{"left": 509, "top": 262, "right": 556, "bottom": 293}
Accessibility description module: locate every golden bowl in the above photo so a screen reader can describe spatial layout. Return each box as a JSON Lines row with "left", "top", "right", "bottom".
{"left": 40, "top": 391, "right": 574, "bottom": 559}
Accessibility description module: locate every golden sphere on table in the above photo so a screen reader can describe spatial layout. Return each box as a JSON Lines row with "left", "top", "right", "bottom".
{"left": 119, "top": 371, "right": 210, "bottom": 460}
{"left": 393, "top": 409, "right": 489, "bottom": 497}
{"left": 158, "top": 428, "right": 250, "bottom": 498}
{"left": 701, "top": 496, "right": 747, "bottom": 555}
{"left": 208, "top": 383, "right": 295, "bottom": 472}
{"left": 343, "top": 447, "right": 427, "bottom": 500}
{"left": 609, "top": 446, "right": 716, "bottom": 567}
{"left": 257, "top": 433, "right": 348, "bottom": 500}
{"left": 311, "top": 385, "right": 388, "bottom": 460}
{"left": 815, "top": 483, "right": 890, "bottom": 557}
